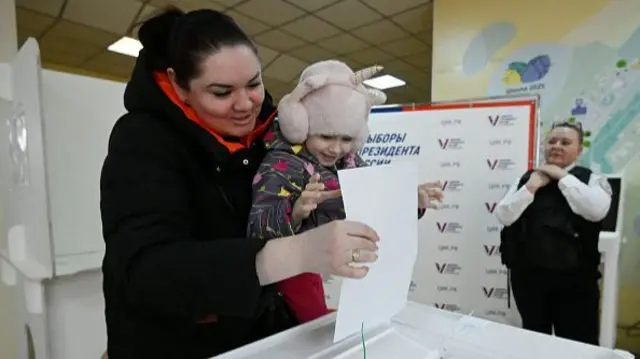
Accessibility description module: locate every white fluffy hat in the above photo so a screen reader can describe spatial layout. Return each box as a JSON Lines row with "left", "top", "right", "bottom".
{"left": 277, "top": 60, "right": 387, "bottom": 150}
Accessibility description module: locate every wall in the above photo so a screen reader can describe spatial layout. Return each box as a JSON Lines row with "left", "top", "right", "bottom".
{"left": 0, "top": 63, "right": 20, "bottom": 359}
{"left": 41, "top": 69, "right": 124, "bottom": 276}
{"left": 0, "top": 1, "right": 20, "bottom": 353}
{"left": 432, "top": 0, "right": 640, "bottom": 351}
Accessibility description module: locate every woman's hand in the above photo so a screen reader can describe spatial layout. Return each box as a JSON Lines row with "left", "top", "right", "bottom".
{"left": 536, "top": 164, "right": 567, "bottom": 180}
{"left": 418, "top": 181, "right": 444, "bottom": 209}
{"left": 291, "top": 173, "right": 341, "bottom": 225}
{"left": 255, "top": 220, "right": 379, "bottom": 285}
{"left": 525, "top": 171, "right": 550, "bottom": 194}
{"left": 297, "top": 220, "right": 379, "bottom": 279}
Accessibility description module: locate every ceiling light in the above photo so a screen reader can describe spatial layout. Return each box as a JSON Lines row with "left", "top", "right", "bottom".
{"left": 107, "top": 37, "right": 143, "bottom": 58}
{"left": 373, "top": 104, "right": 402, "bottom": 109}
{"left": 363, "top": 74, "right": 406, "bottom": 90}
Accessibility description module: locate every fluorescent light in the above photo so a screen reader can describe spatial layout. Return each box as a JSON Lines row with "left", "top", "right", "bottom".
{"left": 107, "top": 37, "right": 143, "bottom": 57}
{"left": 373, "top": 104, "right": 402, "bottom": 109}
{"left": 363, "top": 74, "right": 406, "bottom": 90}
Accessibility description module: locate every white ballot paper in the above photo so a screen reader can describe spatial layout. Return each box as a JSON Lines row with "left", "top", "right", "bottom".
{"left": 334, "top": 162, "right": 419, "bottom": 342}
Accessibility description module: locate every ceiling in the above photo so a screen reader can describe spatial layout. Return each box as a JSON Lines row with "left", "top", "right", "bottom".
{"left": 14, "top": 0, "right": 433, "bottom": 104}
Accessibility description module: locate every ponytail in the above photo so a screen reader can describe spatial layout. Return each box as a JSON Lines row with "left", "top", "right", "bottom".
{"left": 137, "top": 7, "right": 184, "bottom": 71}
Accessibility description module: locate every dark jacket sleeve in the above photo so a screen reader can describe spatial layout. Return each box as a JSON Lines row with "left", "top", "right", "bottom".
{"left": 100, "top": 116, "right": 264, "bottom": 320}
{"left": 247, "top": 151, "right": 307, "bottom": 241}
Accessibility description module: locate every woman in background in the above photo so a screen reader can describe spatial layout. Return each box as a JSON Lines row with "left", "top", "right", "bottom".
{"left": 496, "top": 121, "right": 612, "bottom": 345}
{"left": 100, "top": 8, "right": 379, "bottom": 358}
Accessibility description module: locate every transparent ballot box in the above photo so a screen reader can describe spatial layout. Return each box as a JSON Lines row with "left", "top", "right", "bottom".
{"left": 217, "top": 301, "right": 634, "bottom": 359}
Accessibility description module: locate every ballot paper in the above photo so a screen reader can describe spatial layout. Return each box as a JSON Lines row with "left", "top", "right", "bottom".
{"left": 334, "top": 162, "right": 419, "bottom": 342}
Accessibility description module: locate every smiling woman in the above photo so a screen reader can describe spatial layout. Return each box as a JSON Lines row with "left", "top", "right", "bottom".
{"left": 164, "top": 44, "right": 265, "bottom": 138}
{"left": 137, "top": 8, "right": 268, "bottom": 142}
{"left": 99, "top": 7, "right": 381, "bottom": 359}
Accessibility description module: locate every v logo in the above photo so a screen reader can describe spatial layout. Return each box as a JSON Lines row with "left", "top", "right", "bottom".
{"left": 483, "top": 245, "right": 499, "bottom": 256}
{"left": 440, "top": 181, "right": 448, "bottom": 191}
{"left": 486, "top": 159, "right": 498, "bottom": 170}
{"left": 485, "top": 202, "right": 497, "bottom": 213}
{"left": 482, "top": 287, "right": 494, "bottom": 298}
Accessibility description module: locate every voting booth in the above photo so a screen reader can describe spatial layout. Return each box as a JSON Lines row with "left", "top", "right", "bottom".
{"left": 0, "top": 38, "right": 123, "bottom": 359}
{"left": 0, "top": 38, "right": 630, "bottom": 358}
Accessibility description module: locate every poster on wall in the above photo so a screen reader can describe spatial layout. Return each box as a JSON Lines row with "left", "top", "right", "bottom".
{"left": 489, "top": 45, "right": 640, "bottom": 175}
{"left": 323, "top": 98, "right": 538, "bottom": 327}
{"left": 434, "top": 0, "right": 640, "bottom": 176}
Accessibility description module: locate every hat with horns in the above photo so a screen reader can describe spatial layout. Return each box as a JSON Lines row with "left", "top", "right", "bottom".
{"left": 277, "top": 60, "right": 387, "bottom": 151}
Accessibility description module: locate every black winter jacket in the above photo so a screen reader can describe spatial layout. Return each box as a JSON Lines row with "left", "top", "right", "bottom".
{"left": 100, "top": 49, "right": 295, "bottom": 359}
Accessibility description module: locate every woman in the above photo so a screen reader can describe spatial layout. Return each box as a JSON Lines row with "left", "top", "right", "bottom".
{"left": 496, "top": 121, "right": 612, "bottom": 345}
{"left": 100, "top": 8, "right": 379, "bottom": 359}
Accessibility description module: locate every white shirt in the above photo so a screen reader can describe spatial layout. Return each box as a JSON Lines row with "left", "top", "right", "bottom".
{"left": 495, "top": 165, "right": 613, "bottom": 226}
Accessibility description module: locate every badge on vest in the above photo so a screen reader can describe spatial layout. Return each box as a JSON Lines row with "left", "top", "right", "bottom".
{"left": 597, "top": 176, "right": 613, "bottom": 196}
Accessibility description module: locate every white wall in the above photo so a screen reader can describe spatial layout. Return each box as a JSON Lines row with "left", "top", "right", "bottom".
{"left": 41, "top": 69, "right": 125, "bottom": 276}
{"left": 0, "top": 62, "right": 20, "bottom": 359}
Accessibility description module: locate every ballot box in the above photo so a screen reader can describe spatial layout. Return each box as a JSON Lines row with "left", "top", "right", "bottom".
{"left": 218, "top": 301, "right": 635, "bottom": 359}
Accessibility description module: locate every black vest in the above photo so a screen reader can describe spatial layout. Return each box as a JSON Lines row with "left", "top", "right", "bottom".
{"left": 500, "top": 166, "right": 602, "bottom": 273}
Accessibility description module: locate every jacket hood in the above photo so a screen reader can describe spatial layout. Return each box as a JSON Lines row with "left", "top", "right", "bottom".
{"left": 124, "top": 49, "right": 183, "bottom": 121}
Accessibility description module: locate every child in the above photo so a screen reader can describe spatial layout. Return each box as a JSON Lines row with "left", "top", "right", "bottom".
{"left": 247, "top": 60, "right": 443, "bottom": 324}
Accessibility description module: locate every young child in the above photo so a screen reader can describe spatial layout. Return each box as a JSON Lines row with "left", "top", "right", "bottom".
{"left": 247, "top": 60, "right": 443, "bottom": 324}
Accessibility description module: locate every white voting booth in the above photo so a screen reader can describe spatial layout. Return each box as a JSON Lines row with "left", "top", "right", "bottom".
{"left": 0, "top": 39, "right": 630, "bottom": 359}
{"left": 0, "top": 39, "right": 123, "bottom": 359}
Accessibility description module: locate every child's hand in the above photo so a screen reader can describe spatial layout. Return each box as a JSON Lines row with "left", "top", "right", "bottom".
{"left": 291, "top": 173, "right": 342, "bottom": 226}
{"left": 418, "top": 181, "right": 444, "bottom": 210}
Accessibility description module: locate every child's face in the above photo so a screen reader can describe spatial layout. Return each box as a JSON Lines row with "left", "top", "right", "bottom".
{"left": 305, "top": 135, "right": 353, "bottom": 166}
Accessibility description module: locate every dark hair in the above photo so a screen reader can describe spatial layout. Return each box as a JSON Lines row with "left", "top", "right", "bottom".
{"left": 551, "top": 120, "right": 584, "bottom": 144}
{"left": 137, "top": 8, "right": 257, "bottom": 89}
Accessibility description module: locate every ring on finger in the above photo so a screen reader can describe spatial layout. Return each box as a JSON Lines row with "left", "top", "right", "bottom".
{"left": 351, "top": 249, "right": 361, "bottom": 263}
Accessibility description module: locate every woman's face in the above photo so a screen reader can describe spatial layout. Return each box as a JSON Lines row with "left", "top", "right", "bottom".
{"left": 170, "top": 45, "right": 264, "bottom": 138}
{"left": 305, "top": 135, "right": 354, "bottom": 167}
{"left": 544, "top": 126, "right": 582, "bottom": 167}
